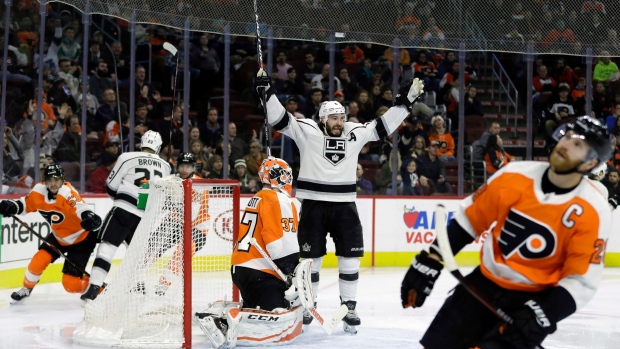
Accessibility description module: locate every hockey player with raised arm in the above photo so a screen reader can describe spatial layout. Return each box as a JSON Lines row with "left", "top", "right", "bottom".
{"left": 255, "top": 69, "right": 424, "bottom": 333}
{"left": 400, "top": 115, "right": 613, "bottom": 349}
{"left": 194, "top": 157, "right": 307, "bottom": 348}
{"left": 0, "top": 165, "right": 102, "bottom": 303}
{"left": 81, "top": 130, "right": 171, "bottom": 301}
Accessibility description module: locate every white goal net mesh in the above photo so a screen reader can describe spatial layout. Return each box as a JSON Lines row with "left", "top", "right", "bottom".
{"left": 74, "top": 176, "right": 239, "bottom": 348}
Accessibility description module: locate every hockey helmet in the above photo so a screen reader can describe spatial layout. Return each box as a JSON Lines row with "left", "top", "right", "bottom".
{"left": 141, "top": 130, "right": 163, "bottom": 154}
{"left": 258, "top": 157, "right": 293, "bottom": 197}
{"left": 318, "top": 101, "right": 346, "bottom": 123}
{"left": 177, "top": 152, "right": 197, "bottom": 166}
{"left": 43, "top": 164, "right": 65, "bottom": 181}
{"left": 551, "top": 115, "right": 613, "bottom": 164}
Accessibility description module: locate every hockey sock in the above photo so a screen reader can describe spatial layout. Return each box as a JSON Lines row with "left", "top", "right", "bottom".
{"left": 338, "top": 256, "right": 360, "bottom": 302}
{"left": 62, "top": 274, "right": 90, "bottom": 293}
{"left": 90, "top": 241, "right": 118, "bottom": 287}
{"left": 24, "top": 250, "right": 54, "bottom": 288}
{"left": 310, "top": 257, "right": 323, "bottom": 302}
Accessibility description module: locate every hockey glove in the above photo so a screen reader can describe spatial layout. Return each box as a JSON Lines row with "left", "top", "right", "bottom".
{"left": 394, "top": 78, "right": 425, "bottom": 109}
{"left": 80, "top": 211, "right": 102, "bottom": 231}
{"left": 496, "top": 299, "right": 557, "bottom": 349}
{"left": 255, "top": 68, "right": 275, "bottom": 99}
{"left": 401, "top": 250, "right": 443, "bottom": 308}
{"left": 609, "top": 197, "right": 618, "bottom": 210}
{"left": 0, "top": 200, "right": 19, "bottom": 217}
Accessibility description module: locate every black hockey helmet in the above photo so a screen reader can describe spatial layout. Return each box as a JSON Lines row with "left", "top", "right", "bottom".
{"left": 177, "top": 152, "right": 197, "bottom": 166}
{"left": 551, "top": 115, "right": 613, "bottom": 164}
{"left": 43, "top": 164, "right": 65, "bottom": 181}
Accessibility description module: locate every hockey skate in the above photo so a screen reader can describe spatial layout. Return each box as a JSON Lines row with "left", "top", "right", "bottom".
{"left": 194, "top": 312, "right": 228, "bottom": 348}
{"left": 80, "top": 282, "right": 107, "bottom": 302}
{"left": 302, "top": 302, "right": 316, "bottom": 329}
{"left": 341, "top": 300, "right": 360, "bottom": 334}
{"left": 10, "top": 287, "right": 33, "bottom": 304}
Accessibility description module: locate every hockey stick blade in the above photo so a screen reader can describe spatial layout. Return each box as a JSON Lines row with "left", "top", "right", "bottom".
{"left": 435, "top": 205, "right": 544, "bottom": 349}
{"left": 163, "top": 42, "right": 178, "bottom": 56}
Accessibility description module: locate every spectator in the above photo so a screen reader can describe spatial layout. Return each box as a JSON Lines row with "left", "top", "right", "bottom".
{"left": 57, "top": 59, "right": 81, "bottom": 97}
{"left": 422, "top": 22, "right": 446, "bottom": 47}
{"left": 552, "top": 57, "right": 579, "bottom": 89}
{"left": 157, "top": 105, "right": 184, "bottom": 150}
{"left": 606, "top": 103, "right": 620, "bottom": 131}
{"left": 206, "top": 154, "right": 224, "bottom": 179}
{"left": 160, "top": 143, "right": 177, "bottom": 172}
{"left": 440, "top": 61, "right": 474, "bottom": 119}
{"left": 593, "top": 53, "right": 619, "bottom": 83}
{"left": 473, "top": 120, "right": 501, "bottom": 161}
{"left": 347, "top": 101, "right": 360, "bottom": 121}
{"left": 542, "top": 20, "right": 575, "bottom": 47}
{"left": 311, "top": 64, "right": 342, "bottom": 92}
{"left": 232, "top": 159, "right": 256, "bottom": 194}
{"left": 355, "top": 89, "right": 375, "bottom": 122}
{"left": 602, "top": 168, "right": 620, "bottom": 200}
{"left": 54, "top": 26, "right": 81, "bottom": 64}
{"left": 378, "top": 152, "right": 402, "bottom": 195}
{"left": 53, "top": 115, "right": 81, "bottom": 162}
{"left": 107, "top": 41, "right": 129, "bottom": 80}
{"left": 464, "top": 85, "right": 483, "bottom": 116}
{"left": 355, "top": 163, "right": 373, "bottom": 195}
{"left": 134, "top": 102, "right": 157, "bottom": 132}
{"left": 484, "top": 135, "right": 515, "bottom": 176}
{"left": 343, "top": 43, "right": 365, "bottom": 65}
{"left": 189, "top": 126, "right": 201, "bottom": 143}
{"left": 243, "top": 139, "right": 267, "bottom": 181}
{"left": 334, "top": 90, "right": 346, "bottom": 105}
{"left": 581, "top": 12, "right": 607, "bottom": 44}
{"left": 298, "top": 52, "right": 322, "bottom": 90}
{"left": 545, "top": 84, "right": 575, "bottom": 137}
{"left": 274, "top": 51, "right": 293, "bottom": 81}
{"left": 375, "top": 87, "right": 394, "bottom": 110}
{"left": 190, "top": 34, "right": 220, "bottom": 102}
{"left": 533, "top": 65, "right": 556, "bottom": 94}
{"left": 592, "top": 81, "right": 612, "bottom": 120}
{"left": 198, "top": 107, "right": 223, "bottom": 153}
{"left": 216, "top": 122, "right": 247, "bottom": 164}
{"left": 363, "top": 67, "right": 386, "bottom": 94}
{"left": 304, "top": 88, "right": 323, "bottom": 119}
{"left": 437, "top": 51, "right": 456, "bottom": 79}
{"left": 274, "top": 67, "right": 305, "bottom": 103}
{"left": 571, "top": 77, "right": 587, "bottom": 115}
{"left": 189, "top": 139, "right": 210, "bottom": 177}
{"left": 47, "top": 76, "right": 77, "bottom": 111}
{"left": 411, "top": 135, "right": 427, "bottom": 159}
{"left": 134, "top": 66, "right": 162, "bottom": 118}
{"left": 401, "top": 159, "right": 422, "bottom": 196}
{"left": 359, "top": 142, "right": 379, "bottom": 163}
{"left": 383, "top": 40, "right": 410, "bottom": 68}
{"left": 338, "top": 68, "right": 359, "bottom": 101}
{"left": 412, "top": 51, "right": 440, "bottom": 93}
{"left": 416, "top": 141, "right": 451, "bottom": 195}
{"left": 89, "top": 60, "right": 114, "bottom": 104}
{"left": 96, "top": 88, "right": 128, "bottom": 128}
{"left": 428, "top": 116, "right": 456, "bottom": 162}
{"left": 165, "top": 39, "right": 199, "bottom": 90}
{"left": 86, "top": 152, "right": 117, "bottom": 193}
{"left": 355, "top": 58, "right": 373, "bottom": 87}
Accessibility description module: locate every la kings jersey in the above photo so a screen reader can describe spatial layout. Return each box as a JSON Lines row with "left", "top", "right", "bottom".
{"left": 265, "top": 94, "right": 410, "bottom": 202}
{"left": 106, "top": 152, "right": 171, "bottom": 216}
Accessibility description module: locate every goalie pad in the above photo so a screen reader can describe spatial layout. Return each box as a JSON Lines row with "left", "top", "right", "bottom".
{"left": 294, "top": 259, "right": 314, "bottom": 310}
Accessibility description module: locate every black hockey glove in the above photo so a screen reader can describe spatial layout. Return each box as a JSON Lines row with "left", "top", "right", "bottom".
{"left": 609, "top": 197, "right": 618, "bottom": 210}
{"left": 80, "top": 211, "right": 102, "bottom": 232}
{"left": 255, "top": 68, "right": 275, "bottom": 99}
{"left": 400, "top": 250, "right": 443, "bottom": 308}
{"left": 0, "top": 200, "right": 19, "bottom": 217}
{"left": 496, "top": 299, "right": 557, "bottom": 349}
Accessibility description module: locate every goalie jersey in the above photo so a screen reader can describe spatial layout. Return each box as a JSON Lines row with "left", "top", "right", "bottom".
{"left": 265, "top": 95, "right": 411, "bottom": 202}
{"left": 106, "top": 152, "right": 171, "bottom": 217}
{"left": 232, "top": 188, "right": 299, "bottom": 280}
{"left": 15, "top": 183, "right": 92, "bottom": 245}
{"left": 451, "top": 161, "right": 611, "bottom": 310}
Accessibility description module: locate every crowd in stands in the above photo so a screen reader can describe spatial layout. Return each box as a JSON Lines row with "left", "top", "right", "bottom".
{"left": 3, "top": 0, "right": 620, "bottom": 196}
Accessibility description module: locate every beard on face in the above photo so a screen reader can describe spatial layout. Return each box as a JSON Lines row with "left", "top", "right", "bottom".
{"left": 549, "top": 148, "right": 583, "bottom": 174}
{"left": 326, "top": 123, "right": 342, "bottom": 137}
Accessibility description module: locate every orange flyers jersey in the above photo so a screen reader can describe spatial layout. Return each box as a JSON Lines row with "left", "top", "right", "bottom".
{"left": 17, "top": 183, "right": 92, "bottom": 246}
{"left": 454, "top": 161, "right": 610, "bottom": 310}
{"left": 232, "top": 189, "right": 299, "bottom": 280}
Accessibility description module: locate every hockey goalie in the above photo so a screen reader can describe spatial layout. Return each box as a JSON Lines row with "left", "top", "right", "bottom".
{"left": 194, "top": 157, "right": 313, "bottom": 348}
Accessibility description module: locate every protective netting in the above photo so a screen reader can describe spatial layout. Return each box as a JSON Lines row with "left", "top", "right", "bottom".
{"left": 73, "top": 176, "right": 238, "bottom": 348}
{"left": 49, "top": 0, "right": 620, "bottom": 55}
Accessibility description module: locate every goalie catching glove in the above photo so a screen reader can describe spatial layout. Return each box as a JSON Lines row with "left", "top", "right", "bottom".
{"left": 80, "top": 211, "right": 102, "bottom": 231}
{"left": 401, "top": 250, "right": 443, "bottom": 308}
{"left": 394, "top": 78, "right": 425, "bottom": 109}
{"left": 0, "top": 200, "right": 19, "bottom": 217}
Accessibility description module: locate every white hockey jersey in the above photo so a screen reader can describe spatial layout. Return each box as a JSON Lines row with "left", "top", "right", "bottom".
{"left": 265, "top": 94, "right": 410, "bottom": 202}
{"left": 106, "top": 152, "right": 171, "bottom": 216}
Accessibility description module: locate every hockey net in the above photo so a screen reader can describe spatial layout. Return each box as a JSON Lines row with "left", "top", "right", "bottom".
{"left": 74, "top": 176, "right": 240, "bottom": 348}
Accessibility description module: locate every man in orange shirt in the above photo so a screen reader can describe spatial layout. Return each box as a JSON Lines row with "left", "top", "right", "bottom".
{"left": 401, "top": 116, "right": 612, "bottom": 349}
{"left": 0, "top": 165, "right": 102, "bottom": 303}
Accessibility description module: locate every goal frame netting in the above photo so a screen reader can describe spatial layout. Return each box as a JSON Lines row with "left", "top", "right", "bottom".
{"left": 73, "top": 177, "right": 240, "bottom": 349}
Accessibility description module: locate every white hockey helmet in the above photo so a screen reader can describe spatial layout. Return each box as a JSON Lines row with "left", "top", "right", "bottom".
{"left": 141, "top": 130, "right": 163, "bottom": 154}
{"left": 318, "top": 101, "right": 346, "bottom": 123}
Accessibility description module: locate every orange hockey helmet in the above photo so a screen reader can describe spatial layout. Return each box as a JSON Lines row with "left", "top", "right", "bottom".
{"left": 258, "top": 157, "right": 293, "bottom": 196}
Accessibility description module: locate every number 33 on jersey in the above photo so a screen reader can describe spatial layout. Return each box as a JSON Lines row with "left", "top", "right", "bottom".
{"left": 232, "top": 189, "right": 299, "bottom": 280}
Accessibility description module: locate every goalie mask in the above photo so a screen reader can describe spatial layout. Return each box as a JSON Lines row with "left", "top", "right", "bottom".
{"left": 259, "top": 157, "right": 293, "bottom": 197}
{"left": 141, "top": 130, "right": 163, "bottom": 154}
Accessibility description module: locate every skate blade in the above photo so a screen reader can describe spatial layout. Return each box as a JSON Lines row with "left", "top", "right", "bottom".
{"left": 302, "top": 324, "right": 309, "bottom": 332}
{"left": 10, "top": 298, "right": 27, "bottom": 305}
{"left": 343, "top": 323, "right": 357, "bottom": 335}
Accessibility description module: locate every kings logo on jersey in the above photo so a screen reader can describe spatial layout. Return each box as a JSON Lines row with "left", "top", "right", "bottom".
{"left": 323, "top": 137, "right": 346, "bottom": 165}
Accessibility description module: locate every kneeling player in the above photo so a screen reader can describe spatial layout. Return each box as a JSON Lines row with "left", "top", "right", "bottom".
{"left": 0, "top": 165, "right": 102, "bottom": 303}
{"left": 195, "top": 157, "right": 306, "bottom": 348}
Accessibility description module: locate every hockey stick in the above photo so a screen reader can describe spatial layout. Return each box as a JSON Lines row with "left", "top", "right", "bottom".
{"left": 104, "top": 42, "right": 123, "bottom": 154}
{"left": 249, "top": 238, "right": 347, "bottom": 335}
{"left": 13, "top": 216, "right": 91, "bottom": 277}
{"left": 434, "top": 205, "right": 544, "bottom": 349}
{"left": 252, "top": 0, "right": 271, "bottom": 157}
{"left": 163, "top": 42, "right": 180, "bottom": 160}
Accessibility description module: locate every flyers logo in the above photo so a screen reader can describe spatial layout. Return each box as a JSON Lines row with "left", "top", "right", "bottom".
{"left": 38, "top": 210, "right": 65, "bottom": 225}
{"left": 499, "top": 209, "right": 557, "bottom": 259}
